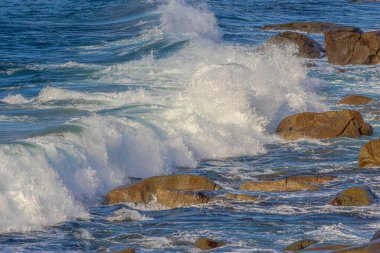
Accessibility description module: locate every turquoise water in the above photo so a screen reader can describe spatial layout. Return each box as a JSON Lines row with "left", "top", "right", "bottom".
{"left": 0, "top": 0, "right": 379, "bottom": 252}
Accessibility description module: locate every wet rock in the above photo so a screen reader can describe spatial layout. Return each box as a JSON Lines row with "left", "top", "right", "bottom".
{"left": 371, "top": 230, "right": 380, "bottom": 241}
{"left": 331, "top": 239, "right": 380, "bottom": 253}
{"left": 156, "top": 189, "right": 212, "bottom": 208}
{"left": 325, "top": 27, "right": 380, "bottom": 65}
{"left": 358, "top": 139, "right": 380, "bottom": 168}
{"left": 105, "top": 175, "right": 221, "bottom": 206}
{"left": 276, "top": 110, "right": 372, "bottom": 141}
{"left": 337, "top": 95, "right": 373, "bottom": 105}
{"left": 240, "top": 179, "right": 320, "bottom": 192}
{"left": 284, "top": 239, "right": 319, "bottom": 251}
{"left": 115, "top": 249, "right": 136, "bottom": 253}
{"left": 195, "top": 237, "right": 225, "bottom": 251}
{"left": 302, "top": 243, "right": 353, "bottom": 251}
{"left": 264, "top": 31, "right": 325, "bottom": 58}
{"left": 225, "top": 193, "right": 260, "bottom": 202}
{"left": 329, "top": 186, "right": 376, "bottom": 206}
{"left": 261, "top": 21, "right": 342, "bottom": 33}
{"left": 286, "top": 175, "right": 336, "bottom": 184}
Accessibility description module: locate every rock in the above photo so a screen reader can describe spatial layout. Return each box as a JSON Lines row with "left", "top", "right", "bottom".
{"left": 329, "top": 186, "right": 376, "bottom": 206}
{"left": 194, "top": 237, "right": 225, "bottom": 251}
{"left": 331, "top": 239, "right": 380, "bottom": 253}
{"left": 156, "top": 189, "right": 212, "bottom": 208}
{"left": 371, "top": 230, "right": 380, "bottom": 241}
{"left": 105, "top": 175, "right": 221, "bottom": 206}
{"left": 261, "top": 22, "right": 343, "bottom": 33}
{"left": 115, "top": 249, "right": 136, "bottom": 253}
{"left": 325, "top": 27, "right": 380, "bottom": 65}
{"left": 337, "top": 95, "right": 373, "bottom": 105}
{"left": 358, "top": 139, "right": 380, "bottom": 168}
{"left": 240, "top": 179, "right": 320, "bottom": 192}
{"left": 302, "top": 243, "right": 353, "bottom": 251}
{"left": 225, "top": 193, "right": 260, "bottom": 202}
{"left": 286, "top": 175, "right": 336, "bottom": 184}
{"left": 284, "top": 239, "right": 319, "bottom": 251}
{"left": 264, "top": 31, "right": 325, "bottom": 58}
{"left": 276, "top": 110, "right": 373, "bottom": 141}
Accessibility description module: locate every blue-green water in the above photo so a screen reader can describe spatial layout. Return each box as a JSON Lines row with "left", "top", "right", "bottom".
{"left": 0, "top": 0, "right": 380, "bottom": 252}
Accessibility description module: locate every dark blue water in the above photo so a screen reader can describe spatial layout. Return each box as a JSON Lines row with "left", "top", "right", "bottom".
{"left": 0, "top": 0, "right": 380, "bottom": 252}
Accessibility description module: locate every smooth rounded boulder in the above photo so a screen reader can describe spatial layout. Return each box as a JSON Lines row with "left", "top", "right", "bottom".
{"left": 264, "top": 31, "right": 325, "bottom": 58}
{"left": 105, "top": 175, "right": 221, "bottom": 207}
{"left": 325, "top": 27, "right": 380, "bottom": 65}
{"left": 358, "top": 139, "right": 380, "bottom": 168}
{"left": 276, "top": 110, "right": 372, "bottom": 141}
{"left": 261, "top": 21, "right": 342, "bottom": 33}
{"left": 195, "top": 237, "right": 225, "bottom": 251}
{"left": 337, "top": 95, "right": 373, "bottom": 105}
{"left": 329, "top": 186, "right": 376, "bottom": 206}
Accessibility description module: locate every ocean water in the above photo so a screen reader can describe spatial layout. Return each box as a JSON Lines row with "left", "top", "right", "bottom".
{"left": 0, "top": 0, "right": 379, "bottom": 252}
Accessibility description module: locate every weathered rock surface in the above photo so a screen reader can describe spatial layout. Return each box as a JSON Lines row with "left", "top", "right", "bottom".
{"left": 284, "top": 239, "right": 319, "bottom": 251}
{"left": 276, "top": 110, "right": 372, "bottom": 141}
{"left": 331, "top": 239, "right": 380, "bottom": 253}
{"left": 261, "top": 22, "right": 342, "bottom": 33}
{"left": 329, "top": 186, "right": 376, "bottom": 206}
{"left": 156, "top": 189, "right": 212, "bottom": 208}
{"left": 264, "top": 31, "right": 325, "bottom": 58}
{"left": 115, "top": 248, "right": 136, "bottom": 253}
{"left": 337, "top": 95, "right": 373, "bottom": 105}
{"left": 105, "top": 175, "right": 221, "bottom": 207}
{"left": 240, "top": 179, "right": 320, "bottom": 192}
{"left": 302, "top": 243, "right": 353, "bottom": 252}
{"left": 286, "top": 175, "right": 336, "bottom": 184}
{"left": 195, "top": 237, "right": 225, "bottom": 251}
{"left": 225, "top": 193, "right": 260, "bottom": 202}
{"left": 358, "top": 139, "right": 380, "bottom": 168}
{"left": 325, "top": 27, "right": 380, "bottom": 65}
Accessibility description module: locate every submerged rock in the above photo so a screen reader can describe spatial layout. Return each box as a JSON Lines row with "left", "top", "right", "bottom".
{"left": 286, "top": 175, "right": 336, "bottom": 184}
{"left": 115, "top": 248, "right": 136, "bottom": 253}
{"left": 276, "top": 110, "right": 372, "bottom": 141}
{"left": 325, "top": 27, "right": 380, "bottom": 65}
{"left": 358, "top": 139, "right": 380, "bottom": 168}
{"left": 331, "top": 239, "right": 380, "bottom": 253}
{"left": 261, "top": 21, "right": 342, "bottom": 33}
{"left": 225, "top": 193, "right": 260, "bottom": 202}
{"left": 105, "top": 174, "right": 221, "bottom": 207}
{"left": 194, "top": 237, "right": 225, "bottom": 251}
{"left": 337, "top": 95, "right": 373, "bottom": 105}
{"left": 263, "top": 31, "right": 325, "bottom": 58}
{"left": 329, "top": 186, "right": 376, "bottom": 206}
{"left": 302, "top": 243, "right": 353, "bottom": 251}
{"left": 284, "top": 239, "right": 319, "bottom": 251}
{"left": 240, "top": 179, "right": 320, "bottom": 192}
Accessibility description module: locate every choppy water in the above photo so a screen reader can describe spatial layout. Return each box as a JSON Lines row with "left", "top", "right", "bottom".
{"left": 0, "top": 0, "right": 380, "bottom": 252}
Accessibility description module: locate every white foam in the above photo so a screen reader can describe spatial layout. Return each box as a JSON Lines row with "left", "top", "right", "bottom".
{"left": 1, "top": 94, "right": 30, "bottom": 104}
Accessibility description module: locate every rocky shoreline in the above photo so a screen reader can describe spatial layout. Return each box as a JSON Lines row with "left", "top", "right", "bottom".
{"left": 108, "top": 22, "right": 380, "bottom": 252}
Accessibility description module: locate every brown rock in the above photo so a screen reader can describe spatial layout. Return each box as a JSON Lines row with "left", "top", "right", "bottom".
{"left": 284, "top": 239, "right": 319, "bottom": 251}
{"left": 302, "top": 243, "right": 353, "bottom": 251}
{"left": 195, "top": 237, "right": 225, "bottom": 251}
{"left": 156, "top": 189, "right": 211, "bottom": 208}
{"left": 240, "top": 179, "right": 320, "bottom": 192}
{"left": 225, "top": 193, "right": 260, "bottom": 202}
{"left": 276, "top": 110, "right": 373, "bottom": 141}
{"left": 261, "top": 22, "right": 343, "bottom": 33}
{"left": 337, "top": 95, "right": 373, "bottom": 105}
{"left": 331, "top": 239, "right": 380, "bottom": 253}
{"left": 325, "top": 27, "right": 380, "bottom": 65}
{"left": 115, "top": 249, "right": 136, "bottom": 253}
{"left": 286, "top": 175, "right": 336, "bottom": 184}
{"left": 264, "top": 31, "right": 325, "bottom": 58}
{"left": 105, "top": 175, "right": 221, "bottom": 205}
{"left": 329, "top": 186, "right": 376, "bottom": 206}
{"left": 359, "top": 139, "right": 380, "bottom": 168}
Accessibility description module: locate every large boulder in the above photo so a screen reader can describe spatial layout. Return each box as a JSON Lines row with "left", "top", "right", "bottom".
{"left": 276, "top": 110, "right": 372, "bottom": 141}
{"left": 105, "top": 175, "right": 221, "bottom": 207}
{"left": 337, "top": 95, "right": 373, "bottom": 105}
{"left": 325, "top": 27, "right": 380, "bottom": 65}
{"left": 284, "top": 239, "right": 319, "bottom": 251}
{"left": 264, "top": 31, "right": 325, "bottom": 58}
{"left": 156, "top": 189, "right": 212, "bottom": 208}
{"left": 195, "top": 237, "right": 225, "bottom": 251}
{"left": 331, "top": 239, "right": 380, "bottom": 253}
{"left": 261, "top": 21, "right": 342, "bottom": 33}
{"left": 329, "top": 186, "right": 376, "bottom": 206}
{"left": 358, "top": 139, "right": 380, "bottom": 168}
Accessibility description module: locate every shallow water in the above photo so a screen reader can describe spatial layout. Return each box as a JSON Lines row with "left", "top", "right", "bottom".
{"left": 0, "top": 0, "right": 380, "bottom": 252}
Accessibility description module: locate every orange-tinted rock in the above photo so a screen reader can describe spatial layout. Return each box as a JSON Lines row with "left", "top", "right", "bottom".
{"left": 302, "top": 243, "right": 353, "bottom": 251}
{"left": 329, "top": 186, "right": 376, "bottom": 206}
{"left": 331, "top": 239, "right": 380, "bottom": 253}
{"left": 115, "top": 248, "right": 136, "bottom": 253}
{"left": 337, "top": 95, "right": 373, "bottom": 105}
{"left": 359, "top": 139, "right": 380, "bottom": 168}
{"left": 225, "top": 193, "right": 260, "bottom": 202}
{"left": 240, "top": 179, "right": 320, "bottom": 192}
{"left": 195, "top": 237, "right": 225, "bottom": 251}
{"left": 284, "top": 239, "right": 319, "bottom": 251}
{"left": 261, "top": 22, "right": 342, "bottom": 33}
{"left": 156, "top": 188, "right": 212, "bottom": 208}
{"left": 276, "top": 110, "right": 372, "bottom": 140}
{"left": 286, "top": 175, "right": 336, "bottom": 184}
